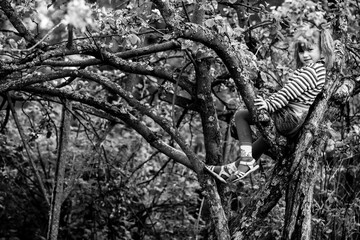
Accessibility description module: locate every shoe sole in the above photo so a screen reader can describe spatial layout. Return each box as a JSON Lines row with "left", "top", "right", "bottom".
{"left": 230, "top": 164, "right": 259, "bottom": 183}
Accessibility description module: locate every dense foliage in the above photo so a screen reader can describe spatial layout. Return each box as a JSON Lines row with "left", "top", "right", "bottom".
{"left": 0, "top": 0, "right": 359, "bottom": 239}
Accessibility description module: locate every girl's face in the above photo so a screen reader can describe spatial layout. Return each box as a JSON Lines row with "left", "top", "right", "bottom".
{"left": 298, "top": 38, "right": 322, "bottom": 65}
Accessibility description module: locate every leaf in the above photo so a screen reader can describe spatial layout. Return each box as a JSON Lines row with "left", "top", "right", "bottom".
{"left": 204, "top": 19, "right": 215, "bottom": 28}
{"left": 162, "top": 34, "right": 172, "bottom": 41}
{"left": 127, "top": 34, "right": 140, "bottom": 45}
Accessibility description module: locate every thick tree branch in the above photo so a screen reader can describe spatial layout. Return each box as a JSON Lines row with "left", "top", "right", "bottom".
{"left": 6, "top": 93, "right": 122, "bottom": 123}
{"left": 0, "top": 68, "right": 202, "bottom": 172}
{"left": 0, "top": 71, "right": 80, "bottom": 92}
{"left": 91, "top": 48, "right": 194, "bottom": 94}
{"left": 0, "top": 0, "right": 43, "bottom": 48}
{"left": 42, "top": 40, "right": 181, "bottom": 67}
{"left": 0, "top": 46, "right": 92, "bottom": 74}
{"left": 74, "top": 69, "right": 202, "bottom": 172}
{"left": 0, "top": 41, "right": 190, "bottom": 96}
{"left": 196, "top": 57, "right": 231, "bottom": 240}
{"left": 23, "top": 85, "right": 193, "bottom": 169}
{"left": 196, "top": 58, "right": 223, "bottom": 163}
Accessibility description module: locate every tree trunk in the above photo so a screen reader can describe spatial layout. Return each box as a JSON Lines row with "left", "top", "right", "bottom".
{"left": 283, "top": 152, "right": 320, "bottom": 240}
{"left": 47, "top": 100, "right": 72, "bottom": 240}
{"left": 229, "top": 67, "right": 344, "bottom": 239}
{"left": 282, "top": 70, "right": 345, "bottom": 239}
{"left": 196, "top": 57, "right": 231, "bottom": 240}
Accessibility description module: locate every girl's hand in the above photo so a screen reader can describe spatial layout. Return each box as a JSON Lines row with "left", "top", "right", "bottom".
{"left": 254, "top": 97, "right": 268, "bottom": 111}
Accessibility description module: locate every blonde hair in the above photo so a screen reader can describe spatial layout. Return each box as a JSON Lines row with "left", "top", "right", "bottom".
{"left": 293, "top": 24, "right": 334, "bottom": 69}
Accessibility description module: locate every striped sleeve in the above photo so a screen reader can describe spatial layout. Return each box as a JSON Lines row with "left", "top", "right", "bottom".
{"left": 264, "top": 63, "right": 325, "bottom": 113}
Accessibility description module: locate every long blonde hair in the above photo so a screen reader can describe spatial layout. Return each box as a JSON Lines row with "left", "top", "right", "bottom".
{"left": 293, "top": 24, "right": 334, "bottom": 69}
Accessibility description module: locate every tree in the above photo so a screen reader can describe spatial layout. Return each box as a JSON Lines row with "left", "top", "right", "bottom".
{"left": 0, "top": 0, "right": 359, "bottom": 239}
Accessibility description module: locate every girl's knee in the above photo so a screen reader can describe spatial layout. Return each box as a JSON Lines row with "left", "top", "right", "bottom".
{"left": 234, "top": 109, "right": 250, "bottom": 122}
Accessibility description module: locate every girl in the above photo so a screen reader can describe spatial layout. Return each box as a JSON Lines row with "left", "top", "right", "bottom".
{"left": 205, "top": 23, "right": 335, "bottom": 184}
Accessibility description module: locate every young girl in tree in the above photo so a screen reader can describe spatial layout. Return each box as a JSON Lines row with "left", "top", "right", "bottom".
{"left": 205, "top": 23, "right": 335, "bottom": 184}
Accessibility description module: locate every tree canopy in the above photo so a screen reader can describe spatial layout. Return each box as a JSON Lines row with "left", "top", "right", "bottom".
{"left": 0, "top": 0, "right": 359, "bottom": 239}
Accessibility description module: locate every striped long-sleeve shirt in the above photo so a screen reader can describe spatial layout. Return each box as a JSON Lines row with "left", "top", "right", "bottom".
{"left": 264, "top": 61, "right": 326, "bottom": 113}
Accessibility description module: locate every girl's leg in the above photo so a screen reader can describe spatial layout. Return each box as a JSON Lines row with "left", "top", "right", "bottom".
{"left": 252, "top": 137, "right": 269, "bottom": 161}
{"left": 234, "top": 109, "right": 254, "bottom": 160}
{"left": 234, "top": 109, "right": 253, "bottom": 145}
{"left": 235, "top": 110, "right": 270, "bottom": 159}
{"left": 226, "top": 110, "right": 262, "bottom": 182}
{"left": 231, "top": 110, "right": 269, "bottom": 159}
{"left": 205, "top": 110, "right": 260, "bottom": 183}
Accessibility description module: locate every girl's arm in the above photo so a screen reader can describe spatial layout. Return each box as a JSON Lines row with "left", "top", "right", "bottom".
{"left": 255, "top": 63, "right": 326, "bottom": 113}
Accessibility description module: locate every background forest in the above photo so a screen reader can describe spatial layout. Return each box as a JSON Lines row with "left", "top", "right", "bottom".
{"left": 0, "top": 0, "right": 359, "bottom": 239}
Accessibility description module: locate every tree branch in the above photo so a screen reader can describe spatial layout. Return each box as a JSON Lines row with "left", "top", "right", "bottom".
{"left": 0, "top": 71, "right": 81, "bottom": 92}
{"left": 74, "top": 69, "right": 201, "bottom": 172}
{"left": 196, "top": 57, "right": 231, "bottom": 239}
{"left": 42, "top": 40, "right": 181, "bottom": 66}
{"left": 0, "top": 0, "right": 43, "bottom": 48}
{"left": 90, "top": 48, "right": 194, "bottom": 94}
{"left": 22, "top": 85, "right": 193, "bottom": 169}
{"left": 1, "top": 68, "right": 201, "bottom": 172}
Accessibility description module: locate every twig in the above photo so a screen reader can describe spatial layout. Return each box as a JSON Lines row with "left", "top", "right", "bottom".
{"left": 129, "top": 151, "right": 160, "bottom": 179}
{"left": 0, "top": 29, "right": 21, "bottom": 36}
{"left": 243, "top": 19, "right": 274, "bottom": 35}
{"left": 172, "top": 61, "right": 191, "bottom": 129}
{"left": 181, "top": 1, "right": 191, "bottom": 22}
{"left": 7, "top": 21, "right": 64, "bottom": 52}
{"left": 138, "top": 158, "right": 172, "bottom": 185}
{"left": 62, "top": 120, "right": 116, "bottom": 200}
{"left": 6, "top": 92, "right": 49, "bottom": 206}
{"left": 218, "top": 0, "right": 261, "bottom": 12}
{"left": 195, "top": 197, "right": 205, "bottom": 240}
